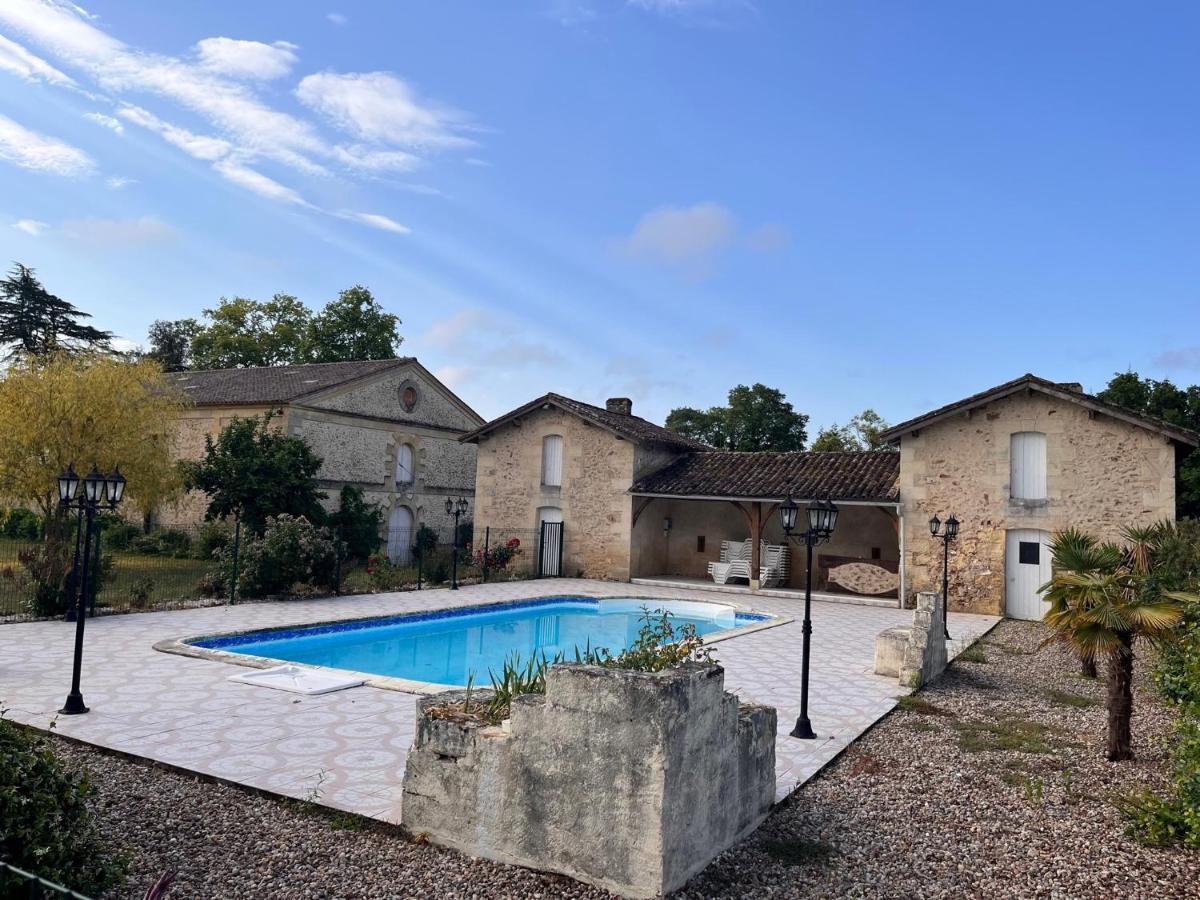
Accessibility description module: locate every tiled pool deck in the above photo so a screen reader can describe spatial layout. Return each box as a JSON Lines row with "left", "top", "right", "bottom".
{"left": 0, "top": 579, "right": 998, "bottom": 821}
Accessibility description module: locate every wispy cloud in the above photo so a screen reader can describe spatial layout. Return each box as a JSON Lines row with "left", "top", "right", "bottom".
{"left": 12, "top": 218, "right": 49, "bottom": 236}
{"left": 326, "top": 12, "right": 348, "bottom": 26}
{"left": 335, "top": 210, "right": 411, "bottom": 234}
{"left": 422, "top": 307, "right": 566, "bottom": 388}
{"left": 62, "top": 215, "right": 177, "bottom": 247}
{"left": 0, "top": 32, "right": 75, "bottom": 85}
{"left": 212, "top": 159, "right": 309, "bottom": 205}
{"left": 617, "top": 202, "right": 736, "bottom": 275}
{"left": 0, "top": 113, "right": 94, "bottom": 176}
{"left": 83, "top": 111, "right": 123, "bottom": 134}
{"left": 105, "top": 175, "right": 135, "bottom": 190}
{"left": 116, "top": 104, "right": 232, "bottom": 161}
{"left": 194, "top": 37, "right": 298, "bottom": 80}
{"left": 1153, "top": 347, "right": 1200, "bottom": 371}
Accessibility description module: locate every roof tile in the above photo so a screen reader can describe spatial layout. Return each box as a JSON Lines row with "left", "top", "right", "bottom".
{"left": 168, "top": 359, "right": 413, "bottom": 406}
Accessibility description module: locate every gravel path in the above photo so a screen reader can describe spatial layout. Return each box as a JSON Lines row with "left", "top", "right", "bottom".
{"left": 54, "top": 620, "right": 1197, "bottom": 899}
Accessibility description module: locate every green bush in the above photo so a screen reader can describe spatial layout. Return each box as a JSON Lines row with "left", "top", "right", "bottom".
{"left": 127, "top": 528, "right": 191, "bottom": 558}
{"left": 329, "top": 486, "right": 382, "bottom": 562}
{"left": 212, "top": 514, "right": 337, "bottom": 598}
{"left": 412, "top": 524, "right": 438, "bottom": 562}
{"left": 1, "top": 507, "right": 41, "bottom": 541}
{"left": 0, "top": 717, "right": 126, "bottom": 895}
{"left": 194, "top": 521, "right": 231, "bottom": 560}
{"left": 97, "top": 517, "right": 140, "bottom": 552}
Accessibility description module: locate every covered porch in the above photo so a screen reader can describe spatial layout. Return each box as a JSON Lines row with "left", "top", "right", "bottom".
{"left": 628, "top": 451, "right": 904, "bottom": 607}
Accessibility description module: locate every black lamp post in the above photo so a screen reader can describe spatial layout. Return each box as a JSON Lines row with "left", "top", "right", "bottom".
{"left": 445, "top": 496, "right": 470, "bottom": 590}
{"left": 928, "top": 513, "right": 960, "bottom": 640}
{"left": 779, "top": 492, "right": 839, "bottom": 740}
{"left": 58, "top": 462, "right": 126, "bottom": 715}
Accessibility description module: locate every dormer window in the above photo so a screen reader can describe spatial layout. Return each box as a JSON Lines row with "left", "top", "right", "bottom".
{"left": 1010, "top": 432, "right": 1046, "bottom": 501}
{"left": 542, "top": 435, "right": 563, "bottom": 487}
{"left": 396, "top": 442, "right": 415, "bottom": 486}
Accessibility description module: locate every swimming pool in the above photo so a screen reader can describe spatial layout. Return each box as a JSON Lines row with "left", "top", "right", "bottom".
{"left": 190, "top": 596, "right": 771, "bottom": 688}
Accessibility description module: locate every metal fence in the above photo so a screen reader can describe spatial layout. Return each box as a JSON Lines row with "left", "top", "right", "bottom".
{"left": 0, "top": 517, "right": 553, "bottom": 623}
{"left": 0, "top": 862, "right": 93, "bottom": 900}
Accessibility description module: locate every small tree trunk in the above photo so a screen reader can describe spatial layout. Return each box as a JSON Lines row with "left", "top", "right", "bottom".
{"left": 1080, "top": 655, "right": 1098, "bottom": 679}
{"left": 1105, "top": 632, "right": 1135, "bottom": 761}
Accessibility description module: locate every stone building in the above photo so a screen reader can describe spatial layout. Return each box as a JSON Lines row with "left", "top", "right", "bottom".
{"left": 163, "top": 358, "right": 483, "bottom": 559}
{"left": 880, "top": 374, "right": 1197, "bottom": 616}
{"left": 465, "top": 374, "right": 1199, "bottom": 618}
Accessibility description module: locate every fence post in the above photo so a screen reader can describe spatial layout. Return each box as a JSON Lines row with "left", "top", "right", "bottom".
{"left": 88, "top": 516, "right": 102, "bottom": 616}
{"left": 482, "top": 526, "right": 490, "bottom": 583}
{"left": 334, "top": 524, "right": 343, "bottom": 596}
{"left": 230, "top": 518, "right": 241, "bottom": 604}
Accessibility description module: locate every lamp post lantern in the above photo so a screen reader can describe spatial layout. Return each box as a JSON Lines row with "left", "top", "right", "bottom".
{"left": 929, "top": 513, "right": 960, "bottom": 639}
{"left": 59, "top": 463, "right": 126, "bottom": 715}
{"left": 779, "top": 491, "right": 839, "bottom": 740}
{"left": 445, "top": 497, "right": 470, "bottom": 590}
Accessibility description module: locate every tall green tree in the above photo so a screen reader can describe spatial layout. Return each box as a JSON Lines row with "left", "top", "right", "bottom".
{"left": 146, "top": 318, "right": 200, "bottom": 371}
{"left": 190, "top": 294, "right": 312, "bottom": 369}
{"left": 305, "top": 285, "right": 402, "bottom": 363}
{"left": 666, "top": 383, "right": 808, "bottom": 451}
{"left": 0, "top": 263, "right": 111, "bottom": 358}
{"left": 1099, "top": 371, "right": 1200, "bottom": 517}
{"left": 184, "top": 411, "right": 326, "bottom": 535}
{"left": 812, "top": 408, "right": 891, "bottom": 452}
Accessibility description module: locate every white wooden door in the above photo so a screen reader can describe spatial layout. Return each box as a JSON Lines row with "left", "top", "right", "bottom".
{"left": 1005, "top": 529, "right": 1051, "bottom": 620}
{"left": 387, "top": 506, "right": 414, "bottom": 564}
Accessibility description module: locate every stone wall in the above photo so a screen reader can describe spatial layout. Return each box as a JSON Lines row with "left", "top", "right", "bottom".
{"left": 897, "top": 392, "right": 1178, "bottom": 614}
{"left": 307, "top": 364, "right": 480, "bottom": 432}
{"left": 401, "top": 662, "right": 776, "bottom": 898}
{"left": 471, "top": 407, "right": 636, "bottom": 579}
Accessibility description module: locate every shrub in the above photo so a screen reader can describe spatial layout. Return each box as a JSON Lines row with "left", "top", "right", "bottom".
{"left": 0, "top": 716, "right": 126, "bottom": 895}
{"left": 1, "top": 507, "right": 41, "bottom": 541}
{"left": 472, "top": 537, "right": 522, "bottom": 573}
{"left": 97, "top": 517, "right": 140, "bottom": 552}
{"left": 365, "top": 554, "right": 415, "bottom": 592}
{"left": 194, "top": 521, "right": 231, "bottom": 560}
{"left": 412, "top": 524, "right": 438, "bottom": 562}
{"left": 329, "top": 486, "right": 382, "bottom": 562}
{"left": 128, "top": 528, "right": 191, "bottom": 558}
{"left": 129, "top": 576, "right": 156, "bottom": 609}
{"left": 212, "top": 514, "right": 337, "bottom": 598}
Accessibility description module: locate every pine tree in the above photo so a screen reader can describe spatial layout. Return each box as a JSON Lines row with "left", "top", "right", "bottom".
{"left": 0, "top": 263, "right": 112, "bottom": 358}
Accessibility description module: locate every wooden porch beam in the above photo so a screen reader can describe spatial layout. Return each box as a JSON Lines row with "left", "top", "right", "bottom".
{"left": 631, "top": 496, "right": 654, "bottom": 529}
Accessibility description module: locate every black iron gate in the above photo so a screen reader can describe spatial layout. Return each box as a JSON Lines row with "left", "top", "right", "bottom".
{"left": 538, "top": 521, "right": 564, "bottom": 577}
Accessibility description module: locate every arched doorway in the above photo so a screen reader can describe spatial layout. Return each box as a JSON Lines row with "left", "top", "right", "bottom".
{"left": 387, "top": 505, "right": 415, "bottom": 564}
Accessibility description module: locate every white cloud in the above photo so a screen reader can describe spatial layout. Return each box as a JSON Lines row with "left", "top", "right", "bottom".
{"left": 744, "top": 222, "right": 789, "bottom": 252}
{"left": 116, "top": 104, "right": 232, "bottom": 161}
{"left": 1154, "top": 347, "right": 1200, "bottom": 371}
{"left": 327, "top": 12, "right": 348, "bottom": 25}
{"left": 618, "top": 202, "right": 736, "bottom": 267}
{"left": 83, "top": 111, "right": 123, "bottom": 134}
{"left": 62, "top": 215, "right": 177, "bottom": 247}
{"left": 297, "top": 71, "right": 473, "bottom": 149}
{"left": 212, "top": 158, "right": 308, "bottom": 205}
{"left": 337, "top": 211, "right": 411, "bottom": 234}
{"left": 425, "top": 308, "right": 488, "bottom": 347}
{"left": 0, "top": 113, "right": 94, "bottom": 176}
{"left": 195, "top": 37, "right": 298, "bottom": 80}
{"left": 433, "top": 365, "right": 475, "bottom": 389}
{"left": 465, "top": 157, "right": 491, "bottom": 167}
{"left": 13, "top": 218, "right": 49, "bottom": 236}
{"left": 0, "top": 33, "right": 75, "bottom": 85}
{"left": 105, "top": 175, "right": 134, "bottom": 189}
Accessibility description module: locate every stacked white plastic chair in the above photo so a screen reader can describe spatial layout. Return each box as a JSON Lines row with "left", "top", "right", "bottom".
{"left": 758, "top": 542, "right": 791, "bottom": 588}
{"left": 707, "top": 539, "right": 754, "bottom": 584}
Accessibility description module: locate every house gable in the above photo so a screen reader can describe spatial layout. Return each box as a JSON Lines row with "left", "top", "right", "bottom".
{"left": 301, "top": 361, "right": 484, "bottom": 433}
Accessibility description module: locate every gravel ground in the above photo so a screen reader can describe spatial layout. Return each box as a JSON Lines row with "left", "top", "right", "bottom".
{"left": 55, "top": 619, "right": 1198, "bottom": 899}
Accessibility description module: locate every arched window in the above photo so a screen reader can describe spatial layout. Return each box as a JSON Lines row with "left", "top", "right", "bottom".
{"left": 1010, "top": 432, "right": 1047, "bottom": 500}
{"left": 542, "top": 435, "right": 563, "bottom": 487}
{"left": 396, "top": 443, "right": 415, "bottom": 486}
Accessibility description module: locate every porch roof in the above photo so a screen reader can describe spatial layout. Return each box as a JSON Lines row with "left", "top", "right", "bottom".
{"left": 630, "top": 450, "right": 900, "bottom": 503}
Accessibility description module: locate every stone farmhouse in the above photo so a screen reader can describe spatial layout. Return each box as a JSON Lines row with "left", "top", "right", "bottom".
{"left": 162, "top": 358, "right": 483, "bottom": 560}
{"left": 462, "top": 374, "right": 1199, "bottom": 618}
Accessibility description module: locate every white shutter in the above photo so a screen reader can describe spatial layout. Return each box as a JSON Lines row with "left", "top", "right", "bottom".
{"left": 396, "top": 443, "right": 414, "bottom": 485}
{"left": 1010, "top": 432, "right": 1046, "bottom": 500}
{"left": 542, "top": 435, "right": 563, "bottom": 487}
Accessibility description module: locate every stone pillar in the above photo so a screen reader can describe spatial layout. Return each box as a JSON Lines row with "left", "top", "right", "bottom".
{"left": 898, "top": 590, "right": 948, "bottom": 688}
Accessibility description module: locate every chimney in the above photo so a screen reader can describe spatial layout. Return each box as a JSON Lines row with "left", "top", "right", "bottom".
{"left": 606, "top": 397, "right": 633, "bottom": 416}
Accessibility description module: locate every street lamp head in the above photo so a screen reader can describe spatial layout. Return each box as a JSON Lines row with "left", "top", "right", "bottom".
{"left": 445, "top": 498, "right": 453, "bottom": 515}
{"left": 825, "top": 499, "right": 839, "bottom": 535}
{"left": 105, "top": 467, "right": 126, "bottom": 505}
{"left": 945, "top": 514, "right": 960, "bottom": 539}
{"left": 83, "top": 465, "right": 105, "bottom": 504}
{"left": 809, "top": 498, "right": 839, "bottom": 536}
{"left": 778, "top": 493, "right": 799, "bottom": 536}
{"left": 457, "top": 497, "right": 469, "bottom": 515}
{"left": 58, "top": 463, "right": 80, "bottom": 504}
{"left": 929, "top": 514, "right": 941, "bottom": 536}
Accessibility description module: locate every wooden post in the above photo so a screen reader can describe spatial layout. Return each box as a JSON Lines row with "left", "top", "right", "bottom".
{"left": 749, "top": 502, "right": 763, "bottom": 590}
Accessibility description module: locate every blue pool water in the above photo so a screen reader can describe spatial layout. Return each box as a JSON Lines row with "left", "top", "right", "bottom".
{"left": 194, "top": 597, "right": 768, "bottom": 687}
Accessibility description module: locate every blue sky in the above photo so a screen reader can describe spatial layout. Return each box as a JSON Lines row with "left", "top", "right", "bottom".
{"left": 1, "top": 1, "right": 1199, "bottom": 431}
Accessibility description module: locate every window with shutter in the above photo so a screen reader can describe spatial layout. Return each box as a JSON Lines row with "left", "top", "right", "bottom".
{"left": 1010, "top": 432, "right": 1047, "bottom": 500}
{"left": 396, "top": 443, "right": 415, "bottom": 485}
{"left": 542, "top": 435, "right": 563, "bottom": 487}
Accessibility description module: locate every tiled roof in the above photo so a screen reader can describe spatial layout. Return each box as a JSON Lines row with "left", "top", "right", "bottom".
{"left": 879, "top": 373, "right": 1200, "bottom": 447}
{"left": 630, "top": 451, "right": 900, "bottom": 502}
{"left": 459, "top": 393, "right": 708, "bottom": 452}
{"left": 168, "top": 359, "right": 414, "bottom": 406}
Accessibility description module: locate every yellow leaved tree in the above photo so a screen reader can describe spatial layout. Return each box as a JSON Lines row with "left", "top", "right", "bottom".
{"left": 0, "top": 353, "right": 188, "bottom": 615}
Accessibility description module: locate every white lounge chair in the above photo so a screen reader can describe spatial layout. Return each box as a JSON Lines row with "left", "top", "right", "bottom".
{"left": 707, "top": 539, "right": 753, "bottom": 585}
{"left": 759, "top": 543, "right": 791, "bottom": 588}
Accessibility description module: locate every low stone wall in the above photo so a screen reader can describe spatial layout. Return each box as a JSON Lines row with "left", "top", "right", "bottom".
{"left": 874, "top": 590, "right": 948, "bottom": 688}
{"left": 401, "top": 662, "right": 777, "bottom": 898}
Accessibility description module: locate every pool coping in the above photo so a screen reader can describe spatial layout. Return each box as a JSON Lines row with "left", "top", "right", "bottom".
{"left": 153, "top": 593, "right": 793, "bottom": 696}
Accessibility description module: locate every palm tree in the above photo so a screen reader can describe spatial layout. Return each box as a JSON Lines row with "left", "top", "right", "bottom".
{"left": 1042, "top": 526, "right": 1196, "bottom": 761}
